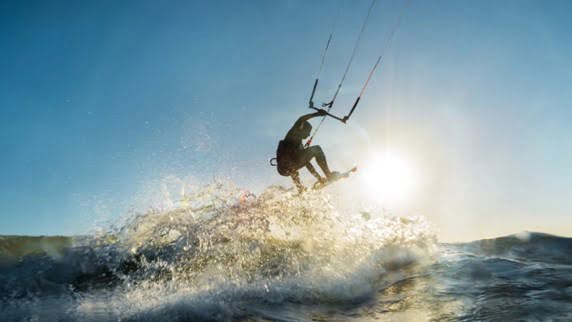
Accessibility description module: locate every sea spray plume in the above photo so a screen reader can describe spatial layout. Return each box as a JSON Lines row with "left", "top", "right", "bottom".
{"left": 0, "top": 182, "right": 436, "bottom": 321}
{"left": 78, "top": 182, "right": 437, "bottom": 320}
{"left": 110, "top": 183, "right": 435, "bottom": 281}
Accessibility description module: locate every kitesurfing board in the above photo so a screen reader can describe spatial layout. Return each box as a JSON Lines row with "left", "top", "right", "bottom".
{"left": 312, "top": 166, "right": 358, "bottom": 190}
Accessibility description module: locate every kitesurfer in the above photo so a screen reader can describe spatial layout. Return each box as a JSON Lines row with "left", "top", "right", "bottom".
{"left": 276, "top": 109, "right": 340, "bottom": 193}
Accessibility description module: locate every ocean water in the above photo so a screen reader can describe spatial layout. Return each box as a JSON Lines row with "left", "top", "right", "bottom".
{"left": 1, "top": 184, "right": 571, "bottom": 321}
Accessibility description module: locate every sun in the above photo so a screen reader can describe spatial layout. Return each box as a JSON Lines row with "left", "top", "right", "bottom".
{"left": 360, "top": 151, "right": 417, "bottom": 204}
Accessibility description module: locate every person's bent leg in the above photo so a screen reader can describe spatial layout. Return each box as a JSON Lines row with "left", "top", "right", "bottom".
{"left": 305, "top": 163, "right": 325, "bottom": 183}
{"left": 302, "top": 146, "right": 333, "bottom": 179}
{"left": 290, "top": 171, "right": 306, "bottom": 194}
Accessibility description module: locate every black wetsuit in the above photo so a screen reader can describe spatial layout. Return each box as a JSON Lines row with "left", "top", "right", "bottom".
{"left": 276, "top": 139, "right": 304, "bottom": 176}
{"left": 276, "top": 113, "right": 331, "bottom": 179}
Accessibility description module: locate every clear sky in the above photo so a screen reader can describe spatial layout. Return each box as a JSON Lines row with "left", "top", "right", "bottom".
{"left": 1, "top": 0, "right": 571, "bottom": 241}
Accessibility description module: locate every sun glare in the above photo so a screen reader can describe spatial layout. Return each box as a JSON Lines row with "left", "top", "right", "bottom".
{"left": 360, "top": 151, "right": 417, "bottom": 204}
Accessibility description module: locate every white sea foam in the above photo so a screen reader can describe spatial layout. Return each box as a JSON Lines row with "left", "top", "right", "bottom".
{"left": 79, "top": 182, "right": 436, "bottom": 320}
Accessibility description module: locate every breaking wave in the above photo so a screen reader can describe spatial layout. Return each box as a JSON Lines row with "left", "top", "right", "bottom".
{"left": 0, "top": 183, "right": 436, "bottom": 321}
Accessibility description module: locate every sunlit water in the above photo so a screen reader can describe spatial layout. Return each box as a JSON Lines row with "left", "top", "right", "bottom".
{"left": 1, "top": 183, "right": 570, "bottom": 321}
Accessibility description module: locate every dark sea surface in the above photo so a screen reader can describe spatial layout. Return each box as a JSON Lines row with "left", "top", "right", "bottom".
{"left": 1, "top": 185, "right": 571, "bottom": 321}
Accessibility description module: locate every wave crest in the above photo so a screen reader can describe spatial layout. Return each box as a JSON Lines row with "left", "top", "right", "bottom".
{"left": 1, "top": 182, "right": 436, "bottom": 321}
{"left": 107, "top": 183, "right": 435, "bottom": 284}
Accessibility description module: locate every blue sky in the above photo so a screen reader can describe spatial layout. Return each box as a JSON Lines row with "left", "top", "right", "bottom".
{"left": 1, "top": 0, "right": 571, "bottom": 241}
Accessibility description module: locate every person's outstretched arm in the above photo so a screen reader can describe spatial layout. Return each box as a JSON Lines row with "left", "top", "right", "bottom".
{"left": 293, "top": 109, "right": 327, "bottom": 127}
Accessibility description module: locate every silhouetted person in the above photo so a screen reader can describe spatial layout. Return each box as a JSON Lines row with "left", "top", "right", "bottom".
{"left": 276, "top": 109, "right": 339, "bottom": 193}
